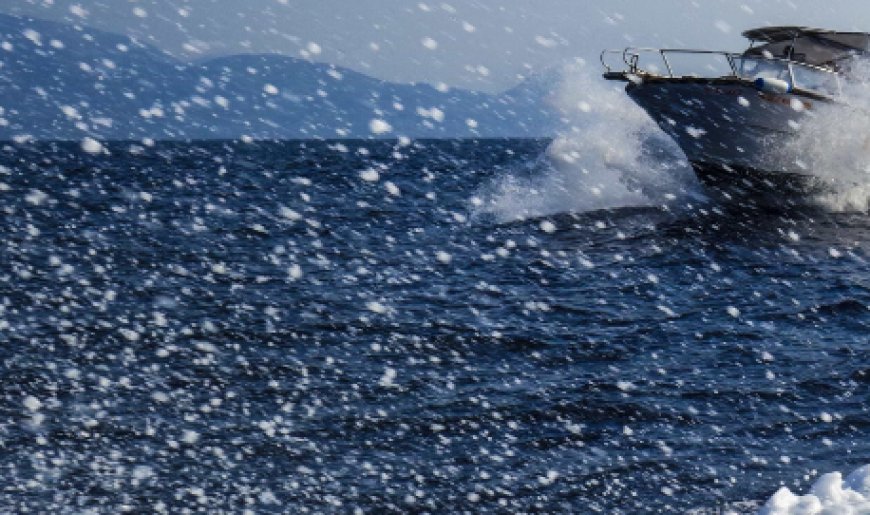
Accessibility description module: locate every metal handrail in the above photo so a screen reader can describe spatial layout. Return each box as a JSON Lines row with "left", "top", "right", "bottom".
{"left": 620, "top": 47, "right": 740, "bottom": 77}
{"left": 600, "top": 46, "right": 843, "bottom": 95}
{"left": 600, "top": 49, "right": 625, "bottom": 73}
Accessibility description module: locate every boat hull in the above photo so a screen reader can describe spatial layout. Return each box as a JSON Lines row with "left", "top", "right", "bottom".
{"left": 624, "top": 77, "right": 829, "bottom": 197}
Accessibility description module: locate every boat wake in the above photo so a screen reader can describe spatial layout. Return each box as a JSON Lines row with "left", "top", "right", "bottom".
{"left": 476, "top": 63, "right": 701, "bottom": 223}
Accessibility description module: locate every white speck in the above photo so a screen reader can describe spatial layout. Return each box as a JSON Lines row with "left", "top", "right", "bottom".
{"left": 379, "top": 367, "right": 397, "bottom": 387}
{"left": 359, "top": 168, "right": 380, "bottom": 182}
{"left": 657, "top": 305, "right": 677, "bottom": 317}
{"left": 828, "top": 247, "right": 842, "bottom": 258}
{"left": 421, "top": 37, "right": 438, "bottom": 50}
{"left": 384, "top": 181, "right": 401, "bottom": 196}
{"left": 181, "top": 430, "right": 200, "bottom": 444}
{"left": 70, "top": 4, "right": 88, "bottom": 17}
{"left": 462, "top": 21, "right": 476, "bottom": 32}
{"left": 726, "top": 306, "right": 741, "bottom": 318}
{"left": 132, "top": 465, "right": 154, "bottom": 480}
{"left": 686, "top": 126, "right": 706, "bottom": 138}
{"left": 288, "top": 264, "right": 302, "bottom": 280}
{"left": 23, "top": 396, "right": 42, "bottom": 412}
{"left": 369, "top": 118, "right": 392, "bottom": 135}
{"left": 616, "top": 381, "right": 634, "bottom": 392}
{"left": 738, "top": 96, "right": 750, "bottom": 107}
{"left": 366, "top": 301, "right": 387, "bottom": 314}
{"left": 119, "top": 328, "right": 140, "bottom": 341}
{"left": 81, "top": 137, "right": 104, "bottom": 154}
{"left": 279, "top": 206, "right": 302, "bottom": 220}
{"left": 22, "top": 29, "right": 42, "bottom": 46}
{"left": 436, "top": 251, "right": 452, "bottom": 264}
{"left": 790, "top": 98, "right": 805, "bottom": 112}
{"left": 467, "top": 492, "right": 480, "bottom": 502}
{"left": 133, "top": 7, "right": 147, "bottom": 17}
{"left": 416, "top": 107, "right": 444, "bottom": 122}
{"left": 539, "top": 220, "right": 556, "bottom": 233}
{"left": 714, "top": 20, "right": 731, "bottom": 33}
{"left": 152, "top": 312, "right": 167, "bottom": 326}
{"left": 538, "top": 470, "right": 559, "bottom": 485}
{"left": 259, "top": 490, "right": 279, "bottom": 505}
{"left": 820, "top": 412, "right": 833, "bottom": 423}
{"left": 214, "top": 95, "right": 229, "bottom": 108}
{"left": 263, "top": 83, "right": 279, "bottom": 95}
{"left": 535, "top": 35, "right": 558, "bottom": 48}
{"left": 466, "top": 118, "right": 478, "bottom": 129}
{"left": 25, "top": 189, "right": 48, "bottom": 205}
{"left": 307, "top": 42, "right": 322, "bottom": 55}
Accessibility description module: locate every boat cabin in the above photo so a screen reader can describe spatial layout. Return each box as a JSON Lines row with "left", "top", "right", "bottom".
{"left": 600, "top": 26, "right": 870, "bottom": 96}
{"left": 742, "top": 26, "right": 870, "bottom": 72}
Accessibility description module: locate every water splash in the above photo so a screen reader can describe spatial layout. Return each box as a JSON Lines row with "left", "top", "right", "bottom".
{"left": 785, "top": 59, "right": 870, "bottom": 213}
{"left": 477, "top": 62, "right": 700, "bottom": 222}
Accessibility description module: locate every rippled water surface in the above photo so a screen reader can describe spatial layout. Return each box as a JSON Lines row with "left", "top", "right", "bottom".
{"left": 0, "top": 139, "right": 867, "bottom": 512}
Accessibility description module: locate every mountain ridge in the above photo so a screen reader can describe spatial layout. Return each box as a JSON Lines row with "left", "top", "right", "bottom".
{"left": 0, "top": 13, "right": 560, "bottom": 140}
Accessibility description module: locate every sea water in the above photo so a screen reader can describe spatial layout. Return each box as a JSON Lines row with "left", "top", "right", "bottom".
{"left": 0, "top": 136, "right": 866, "bottom": 512}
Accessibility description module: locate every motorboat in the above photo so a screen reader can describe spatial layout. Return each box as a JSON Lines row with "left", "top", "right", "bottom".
{"left": 601, "top": 27, "right": 870, "bottom": 198}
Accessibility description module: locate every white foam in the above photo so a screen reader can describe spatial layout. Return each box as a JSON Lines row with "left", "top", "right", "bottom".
{"left": 477, "top": 62, "right": 698, "bottom": 222}
{"left": 760, "top": 465, "right": 870, "bottom": 515}
{"left": 781, "top": 59, "right": 870, "bottom": 213}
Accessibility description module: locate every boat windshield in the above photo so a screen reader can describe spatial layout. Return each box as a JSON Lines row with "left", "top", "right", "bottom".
{"left": 734, "top": 56, "right": 840, "bottom": 96}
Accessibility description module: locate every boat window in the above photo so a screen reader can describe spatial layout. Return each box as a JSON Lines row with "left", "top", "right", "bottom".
{"left": 790, "top": 64, "right": 840, "bottom": 95}
{"left": 736, "top": 57, "right": 790, "bottom": 81}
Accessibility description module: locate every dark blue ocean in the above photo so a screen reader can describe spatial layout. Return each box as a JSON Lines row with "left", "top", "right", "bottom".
{"left": 0, "top": 139, "right": 867, "bottom": 513}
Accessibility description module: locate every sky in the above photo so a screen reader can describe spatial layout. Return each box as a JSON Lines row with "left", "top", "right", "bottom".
{"left": 3, "top": 0, "right": 870, "bottom": 93}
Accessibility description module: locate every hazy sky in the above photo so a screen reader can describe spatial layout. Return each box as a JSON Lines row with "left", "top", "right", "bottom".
{"left": 3, "top": 0, "right": 870, "bottom": 92}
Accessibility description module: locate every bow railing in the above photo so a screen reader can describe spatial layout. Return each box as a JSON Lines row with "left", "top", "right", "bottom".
{"left": 601, "top": 47, "right": 842, "bottom": 96}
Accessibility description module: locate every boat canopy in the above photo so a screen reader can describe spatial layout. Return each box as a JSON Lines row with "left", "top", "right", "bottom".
{"left": 741, "top": 26, "right": 870, "bottom": 69}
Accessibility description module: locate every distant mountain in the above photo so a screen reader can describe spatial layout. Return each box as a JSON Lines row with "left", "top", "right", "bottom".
{"left": 0, "top": 14, "right": 561, "bottom": 140}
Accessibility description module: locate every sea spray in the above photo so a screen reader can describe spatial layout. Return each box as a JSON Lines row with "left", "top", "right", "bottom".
{"left": 477, "top": 62, "right": 699, "bottom": 222}
{"left": 782, "top": 59, "right": 870, "bottom": 212}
